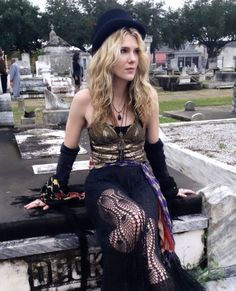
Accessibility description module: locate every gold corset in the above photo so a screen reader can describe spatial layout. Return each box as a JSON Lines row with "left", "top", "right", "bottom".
{"left": 88, "top": 120, "right": 146, "bottom": 167}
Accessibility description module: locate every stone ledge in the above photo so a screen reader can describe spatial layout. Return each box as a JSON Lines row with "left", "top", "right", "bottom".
{"left": 0, "top": 232, "right": 97, "bottom": 260}
{"left": 172, "top": 214, "right": 208, "bottom": 233}
{"left": 0, "top": 214, "right": 208, "bottom": 260}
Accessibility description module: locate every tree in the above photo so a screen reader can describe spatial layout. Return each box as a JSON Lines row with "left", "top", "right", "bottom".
{"left": 160, "top": 8, "right": 187, "bottom": 50}
{"left": 125, "top": 0, "right": 165, "bottom": 52}
{"left": 181, "top": 0, "right": 236, "bottom": 64}
{"left": 0, "top": 0, "right": 43, "bottom": 53}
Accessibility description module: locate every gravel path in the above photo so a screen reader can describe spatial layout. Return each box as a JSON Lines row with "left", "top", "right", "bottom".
{"left": 162, "top": 120, "right": 236, "bottom": 166}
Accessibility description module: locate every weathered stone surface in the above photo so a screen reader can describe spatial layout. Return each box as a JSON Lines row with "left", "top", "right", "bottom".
{"left": 42, "top": 108, "right": 69, "bottom": 125}
{"left": 14, "top": 128, "right": 87, "bottom": 159}
{"left": 0, "top": 93, "right": 14, "bottom": 126}
{"left": 21, "top": 117, "right": 35, "bottom": 126}
{"left": 0, "top": 260, "right": 30, "bottom": 291}
{"left": 205, "top": 276, "right": 236, "bottom": 291}
{"left": 200, "top": 184, "right": 236, "bottom": 269}
{"left": 172, "top": 214, "right": 208, "bottom": 233}
{"left": 184, "top": 100, "right": 195, "bottom": 111}
{"left": 44, "top": 89, "right": 70, "bottom": 110}
{"left": 0, "top": 237, "right": 102, "bottom": 290}
{"left": 174, "top": 229, "right": 205, "bottom": 268}
{"left": 161, "top": 119, "right": 236, "bottom": 191}
{"left": 32, "top": 160, "right": 90, "bottom": 174}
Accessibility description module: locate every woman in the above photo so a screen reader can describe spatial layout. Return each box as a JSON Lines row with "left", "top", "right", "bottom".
{"left": 72, "top": 52, "right": 84, "bottom": 93}
{"left": 0, "top": 50, "right": 8, "bottom": 94}
{"left": 25, "top": 8, "right": 204, "bottom": 291}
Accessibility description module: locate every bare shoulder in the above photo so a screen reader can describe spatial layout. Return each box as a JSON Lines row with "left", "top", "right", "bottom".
{"left": 149, "top": 86, "right": 159, "bottom": 112}
{"left": 73, "top": 88, "right": 91, "bottom": 106}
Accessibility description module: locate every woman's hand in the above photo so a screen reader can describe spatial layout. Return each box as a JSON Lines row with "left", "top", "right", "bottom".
{"left": 176, "top": 188, "right": 196, "bottom": 198}
{"left": 24, "top": 199, "right": 49, "bottom": 211}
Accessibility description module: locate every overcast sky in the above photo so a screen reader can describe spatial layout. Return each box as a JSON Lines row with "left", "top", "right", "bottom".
{"left": 30, "top": 0, "right": 186, "bottom": 12}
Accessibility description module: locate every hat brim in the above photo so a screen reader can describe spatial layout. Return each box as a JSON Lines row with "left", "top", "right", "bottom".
{"left": 92, "top": 19, "right": 146, "bottom": 54}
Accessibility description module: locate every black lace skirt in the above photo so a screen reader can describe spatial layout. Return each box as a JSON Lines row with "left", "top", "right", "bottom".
{"left": 85, "top": 165, "right": 205, "bottom": 291}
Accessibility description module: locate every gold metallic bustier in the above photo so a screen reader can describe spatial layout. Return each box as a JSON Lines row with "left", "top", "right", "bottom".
{"left": 88, "top": 120, "right": 146, "bottom": 167}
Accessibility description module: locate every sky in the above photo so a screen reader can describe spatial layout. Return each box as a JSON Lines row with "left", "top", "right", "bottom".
{"left": 30, "top": 0, "right": 186, "bottom": 12}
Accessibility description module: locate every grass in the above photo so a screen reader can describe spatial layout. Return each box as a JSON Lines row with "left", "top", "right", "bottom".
{"left": 11, "top": 95, "right": 232, "bottom": 126}
{"left": 159, "top": 96, "right": 231, "bottom": 114}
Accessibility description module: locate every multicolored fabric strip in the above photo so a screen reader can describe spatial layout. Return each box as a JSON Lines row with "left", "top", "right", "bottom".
{"left": 102, "top": 161, "right": 175, "bottom": 253}
{"left": 40, "top": 175, "right": 85, "bottom": 204}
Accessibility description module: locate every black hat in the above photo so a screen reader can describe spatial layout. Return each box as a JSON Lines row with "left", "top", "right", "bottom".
{"left": 92, "top": 8, "right": 146, "bottom": 54}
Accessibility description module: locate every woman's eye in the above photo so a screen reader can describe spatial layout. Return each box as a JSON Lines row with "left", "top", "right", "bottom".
{"left": 134, "top": 49, "right": 140, "bottom": 54}
{"left": 120, "top": 48, "right": 128, "bottom": 54}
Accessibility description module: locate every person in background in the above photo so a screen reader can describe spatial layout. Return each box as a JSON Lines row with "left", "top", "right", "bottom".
{"left": 25, "top": 8, "right": 204, "bottom": 291}
{"left": 0, "top": 50, "right": 8, "bottom": 94}
{"left": 72, "top": 52, "right": 84, "bottom": 93}
{"left": 9, "top": 58, "right": 20, "bottom": 99}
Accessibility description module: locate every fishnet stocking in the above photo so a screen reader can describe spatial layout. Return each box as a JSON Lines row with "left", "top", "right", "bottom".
{"left": 97, "top": 188, "right": 145, "bottom": 253}
{"left": 97, "top": 188, "right": 174, "bottom": 290}
{"left": 144, "top": 219, "right": 169, "bottom": 284}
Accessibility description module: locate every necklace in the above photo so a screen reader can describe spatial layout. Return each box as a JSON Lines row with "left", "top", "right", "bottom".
{"left": 111, "top": 102, "right": 126, "bottom": 121}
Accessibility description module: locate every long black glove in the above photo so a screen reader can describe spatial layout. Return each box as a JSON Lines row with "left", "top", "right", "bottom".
{"left": 40, "top": 143, "right": 81, "bottom": 204}
{"left": 144, "top": 139, "right": 178, "bottom": 201}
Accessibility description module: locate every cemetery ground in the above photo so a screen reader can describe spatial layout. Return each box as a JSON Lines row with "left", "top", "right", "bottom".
{"left": 11, "top": 88, "right": 233, "bottom": 126}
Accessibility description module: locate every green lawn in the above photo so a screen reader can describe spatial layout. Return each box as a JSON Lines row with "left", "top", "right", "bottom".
{"left": 159, "top": 96, "right": 231, "bottom": 123}
{"left": 159, "top": 96, "right": 231, "bottom": 113}
{"left": 11, "top": 95, "right": 232, "bottom": 126}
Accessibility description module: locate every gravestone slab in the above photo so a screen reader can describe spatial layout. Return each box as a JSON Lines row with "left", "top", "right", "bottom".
{"left": 14, "top": 128, "right": 87, "bottom": 159}
{"left": 0, "top": 93, "right": 14, "bottom": 127}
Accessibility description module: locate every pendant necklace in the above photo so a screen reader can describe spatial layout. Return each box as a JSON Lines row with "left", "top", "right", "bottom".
{"left": 112, "top": 102, "right": 126, "bottom": 121}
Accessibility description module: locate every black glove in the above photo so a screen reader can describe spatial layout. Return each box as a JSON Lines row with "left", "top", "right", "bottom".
{"left": 144, "top": 139, "right": 178, "bottom": 201}
{"left": 40, "top": 143, "right": 80, "bottom": 204}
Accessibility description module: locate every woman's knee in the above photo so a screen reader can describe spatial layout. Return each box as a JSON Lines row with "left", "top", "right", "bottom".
{"left": 98, "top": 188, "right": 146, "bottom": 252}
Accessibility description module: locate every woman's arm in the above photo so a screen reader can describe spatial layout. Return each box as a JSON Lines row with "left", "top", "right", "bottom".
{"left": 145, "top": 88, "right": 160, "bottom": 144}
{"left": 24, "top": 89, "right": 91, "bottom": 210}
{"left": 144, "top": 89, "right": 196, "bottom": 200}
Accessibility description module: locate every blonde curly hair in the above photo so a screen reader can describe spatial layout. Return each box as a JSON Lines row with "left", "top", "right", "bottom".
{"left": 87, "top": 28, "right": 154, "bottom": 125}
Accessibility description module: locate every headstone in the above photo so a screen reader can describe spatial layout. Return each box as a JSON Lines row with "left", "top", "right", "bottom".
{"left": 200, "top": 184, "right": 236, "bottom": 270}
{"left": 0, "top": 93, "right": 14, "bottom": 127}
{"left": 191, "top": 113, "right": 205, "bottom": 121}
{"left": 179, "top": 67, "right": 191, "bottom": 84}
{"left": 44, "top": 89, "right": 69, "bottom": 110}
{"left": 43, "top": 89, "right": 70, "bottom": 125}
{"left": 20, "top": 77, "right": 47, "bottom": 98}
{"left": 184, "top": 101, "right": 195, "bottom": 111}
{"left": 51, "top": 77, "right": 74, "bottom": 97}
{"left": 18, "top": 53, "right": 32, "bottom": 76}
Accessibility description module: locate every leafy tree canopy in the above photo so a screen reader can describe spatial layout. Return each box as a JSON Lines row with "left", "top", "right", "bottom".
{"left": 1, "top": 0, "right": 236, "bottom": 63}
{"left": 0, "top": 0, "right": 43, "bottom": 53}
{"left": 180, "top": 0, "right": 236, "bottom": 58}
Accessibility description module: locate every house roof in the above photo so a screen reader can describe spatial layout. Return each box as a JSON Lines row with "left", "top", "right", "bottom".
{"left": 225, "top": 41, "right": 236, "bottom": 48}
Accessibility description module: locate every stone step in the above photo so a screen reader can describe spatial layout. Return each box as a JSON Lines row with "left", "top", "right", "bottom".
{"left": 0, "top": 214, "right": 208, "bottom": 269}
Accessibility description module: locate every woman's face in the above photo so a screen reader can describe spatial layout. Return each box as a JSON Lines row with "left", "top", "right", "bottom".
{"left": 112, "top": 34, "right": 139, "bottom": 83}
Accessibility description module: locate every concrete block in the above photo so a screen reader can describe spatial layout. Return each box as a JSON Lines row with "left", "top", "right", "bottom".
{"left": 200, "top": 184, "right": 236, "bottom": 269}
{"left": 42, "top": 109, "right": 69, "bottom": 125}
